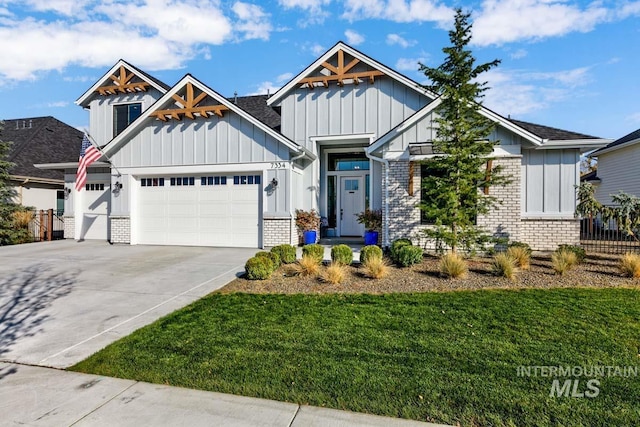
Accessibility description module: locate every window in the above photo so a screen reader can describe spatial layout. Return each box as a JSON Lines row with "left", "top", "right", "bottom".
{"left": 201, "top": 176, "right": 227, "bottom": 186}
{"left": 328, "top": 153, "right": 370, "bottom": 171}
{"left": 233, "top": 175, "right": 261, "bottom": 185}
{"left": 420, "top": 163, "right": 445, "bottom": 225}
{"left": 113, "top": 103, "right": 142, "bottom": 137}
{"left": 141, "top": 178, "right": 164, "bottom": 187}
{"left": 170, "top": 177, "right": 194, "bottom": 186}
{"left": 85, "top": 183, "right": 105, "bottom": 191}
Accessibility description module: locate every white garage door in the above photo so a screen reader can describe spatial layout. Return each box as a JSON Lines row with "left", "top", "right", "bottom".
{"left": 137, "top": 174, "right": 260, "bottom": 247}
{"left": 79, "top": 182, "right": 110, "bottom": 241}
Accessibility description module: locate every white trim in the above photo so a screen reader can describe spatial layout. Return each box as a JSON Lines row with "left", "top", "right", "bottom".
{"left": 592, "top": 138, "right": 640, "bottom": 156}
{"left": 267, "top": 41, "right": 435, "bottom": 106}
{"left": 535, "top": 139, "right": 611, "bottom": 152}
{"left": 521, "top": 214, "right": 578, "bottom": 220}
{"left": 76, "top": 60, "right": 168, "bottom": 107}
{"left": 118, "top": 162, "right": 278, "bottom": 176}
{"left": 36, "top": 161, "right": 110, "bottom": 170}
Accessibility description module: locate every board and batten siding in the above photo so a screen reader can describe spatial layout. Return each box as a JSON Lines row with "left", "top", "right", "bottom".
{"left": 594, "top": 144, "right": 640, "bottom": 205}
{"left": 382, "top": 114, "right": 524, "bottom": 154}
{"left": 278, "top": 78, "right": 432, "bottom": 150}
{"left": 521, "top": 149, "right": 579, "bottom": 215}
{"left": 111, "top": 113, "right": 290, "bottom": 168}
{"left": 88, "top": 89, "right": 164, "bottom": 146}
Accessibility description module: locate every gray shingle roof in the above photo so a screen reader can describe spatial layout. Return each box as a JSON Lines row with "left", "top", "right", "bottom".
{"left": 593, "top": 128, "right": 640, "bottom": 154}
{"left": 508, "top": 119, "right": 600, "bottom": 140}
{"left": 231, "top": 95, "right": 281, "bottom": 130}
{"left": 1, "top": 116, "right": 84, "bottom": 181}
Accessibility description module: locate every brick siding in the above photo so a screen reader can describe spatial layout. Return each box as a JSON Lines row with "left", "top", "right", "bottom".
{"left": 63, "top": 216, "right": 74, "bottom": 240}
{"left": 110, "top": 216, "right": 131, "bottom": 244}
{"left": 520, "top": 218, "right": 580, "bottom": 251}
{"left": 263, "top": 217, "right": 294, "bottom": 247}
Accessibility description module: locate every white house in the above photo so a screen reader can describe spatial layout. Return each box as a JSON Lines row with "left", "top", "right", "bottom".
{"left": 39, "top": 42, "right": 610, "bottom": 250}
{"left": 589, "top": 128, "right": 640, "bottom": 205}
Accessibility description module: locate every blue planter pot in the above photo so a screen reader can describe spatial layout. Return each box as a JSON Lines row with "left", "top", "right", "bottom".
{"left": 364, "top": 230, "right": 379, "bottom": 246}
{"left": 303, "top": 230, "right": 317, "bottom": 245}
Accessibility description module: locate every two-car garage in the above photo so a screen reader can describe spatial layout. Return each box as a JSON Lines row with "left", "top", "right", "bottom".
{"left": 135, "top": 174, "right": 261, "bottom": 247}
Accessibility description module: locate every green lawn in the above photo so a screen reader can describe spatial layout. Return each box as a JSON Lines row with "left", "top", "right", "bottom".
{"left": 71, "top": 288, "right": 640, "bottom": 426}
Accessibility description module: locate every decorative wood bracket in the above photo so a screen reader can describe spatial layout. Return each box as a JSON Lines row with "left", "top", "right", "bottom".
{"left": 299, "top": 50, "right": 384, "bottom": 89}
{"left": 151, "top": 83, "right": 229, "bottom": 122}
{"left": 96, "top": 65, "right": 150, "bottom": 95}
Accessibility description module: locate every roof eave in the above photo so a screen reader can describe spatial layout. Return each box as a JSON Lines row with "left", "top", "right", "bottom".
{"left": 592, "top": 138, "right": 640, "bottom": 156}
{"left": 35, "top": 161, "right": 110, "bottom": 170}
{"left": 538, "top": 139, "right": 613, "bottom": 153}
{"left": 267, "top": 41, "right": 435, "bottom": 107}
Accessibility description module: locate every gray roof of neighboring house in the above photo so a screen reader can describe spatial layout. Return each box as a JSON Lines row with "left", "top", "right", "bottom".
{"left": 508, "top": 119, "right": 600, "bottom": 140}
{"left": 231, "top": 95, "right": 281, "bottom": 130}
{"left": 592, "top": 128, "right": 640, "bottom": 155}
{"left": 1, "top": 116, "right": 84, "bottom": 181}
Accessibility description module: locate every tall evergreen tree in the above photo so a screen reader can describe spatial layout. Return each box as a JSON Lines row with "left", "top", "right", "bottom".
{"left": 0, "top": 121, "right": 20, "bottom": 245}
{"left": 418, "top": 8, "right": 509, "bottom": 253}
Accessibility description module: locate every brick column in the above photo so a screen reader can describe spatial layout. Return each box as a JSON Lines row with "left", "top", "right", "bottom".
{"left": 110, "top": 216, "right": 131, "bottom": 244}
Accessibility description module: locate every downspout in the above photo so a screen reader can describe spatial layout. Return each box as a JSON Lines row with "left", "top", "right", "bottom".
{"left": 365, "top": 151, "right": 390, "bottom": 249}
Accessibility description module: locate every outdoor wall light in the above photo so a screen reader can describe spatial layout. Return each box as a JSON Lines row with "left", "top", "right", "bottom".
{"left": 64, "top": 187, "right": 71, "bottom": 198}
{"left": 271, "top": 178, "right": 278, "bottom": 188}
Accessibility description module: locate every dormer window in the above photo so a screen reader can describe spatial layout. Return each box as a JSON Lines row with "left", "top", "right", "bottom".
{"left": 113, "top": 103, "right": 142, "bottom": 137}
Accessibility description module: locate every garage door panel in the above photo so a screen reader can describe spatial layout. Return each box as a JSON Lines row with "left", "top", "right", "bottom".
{"left": 137, "top": 175, "right": 259, "bottom": 248}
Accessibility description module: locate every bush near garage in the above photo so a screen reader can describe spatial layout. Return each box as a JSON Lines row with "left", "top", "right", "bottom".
{"left": 271, "top": 244, "right": 296, "bottom": 264}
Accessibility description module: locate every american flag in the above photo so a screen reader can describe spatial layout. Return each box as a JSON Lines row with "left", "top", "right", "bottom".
{"left": 75, "top": 134, "right": 102, "bottom": 191}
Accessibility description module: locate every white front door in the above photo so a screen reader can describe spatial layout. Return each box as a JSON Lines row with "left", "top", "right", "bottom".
{"left": 340, "top": 176, "right": 364, "bottom": 236}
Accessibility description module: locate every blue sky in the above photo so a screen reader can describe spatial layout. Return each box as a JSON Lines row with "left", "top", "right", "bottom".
{"left": 0, "top": 0, "right": 639, "bottom": 140}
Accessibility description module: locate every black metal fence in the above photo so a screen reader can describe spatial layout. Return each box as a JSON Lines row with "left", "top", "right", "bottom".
{"left": 580, "top": 215, "right": 640, "bottom": 254}
{"left": 28, "top": 209, "right": 65, "bottom": 242}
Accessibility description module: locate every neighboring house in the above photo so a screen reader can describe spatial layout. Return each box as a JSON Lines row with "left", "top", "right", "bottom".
{"left": 2, "top": 116, "right": 83, "bottom": 213}
{"left": 39, "top": 42, "right": 610, "bottom": 250}
{"left": 589, "top": 128, "right": 640, "bottom": 205}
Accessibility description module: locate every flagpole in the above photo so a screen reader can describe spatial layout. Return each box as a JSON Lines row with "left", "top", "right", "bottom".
{"left": 83, "top": 131, "right": 123, "bottom": 177}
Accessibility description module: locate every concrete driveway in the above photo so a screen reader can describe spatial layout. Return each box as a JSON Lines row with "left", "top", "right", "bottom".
{"left": 0, "top": 240, "right": 255, "bottom": 369}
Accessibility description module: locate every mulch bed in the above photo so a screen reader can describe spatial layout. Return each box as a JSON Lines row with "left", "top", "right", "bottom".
{"left": 219, "top": 253, "right": 640, "bottom": 294}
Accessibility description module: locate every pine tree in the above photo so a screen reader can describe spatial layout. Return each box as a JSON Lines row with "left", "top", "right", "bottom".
{"left": 418, "top": 8, "right": 509, "bottom": 253}
{"left": 0, "top": 121, "right": 20, "bottom": 245}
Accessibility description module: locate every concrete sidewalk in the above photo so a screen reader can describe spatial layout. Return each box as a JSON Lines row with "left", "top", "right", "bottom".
{"left": 0, "top": 362, "right": 450, "bottom": 427}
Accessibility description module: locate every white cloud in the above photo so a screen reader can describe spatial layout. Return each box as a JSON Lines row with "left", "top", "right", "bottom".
{"left": 232, "top": 2, "right": 272, "bottom": 40}
{"left": 306, "top": 43, "right": 325, "bottom": 56}
{"left": 386, "top": 33, "right": 416, "bottom": 48}
{"left": 626, "top": 112, "right": 640, "bottom": 124}
{"left": 47, "top": 101, "right": 69, "bottom": 108}
{"left": 249, "top": 81, "right": 282, "bottom": 96}
{"left": 482, "top": 66, "right": 594, "bottom": 117}
{"left": 276, "top": 72, "right": 293, "bottom": 83}
{"left": 278, "top": 0, "right": 331, "bottom": 25}
{"left": 510, "top": 49, "right": 527, "bottom": 59}
{"left": 344, "top": 29, "right": 364, "bottom": 45}
{"left": 395, "top": 57, "right": 424, "bottom": 72}
{"left": 63, "top": 75, "right": 95, "bottom": 83}
{"left": 343, "top": 0, "right": 453, "bottom": 25}
{"left": 472, "top": 0, "right": 609, "bottom": 46}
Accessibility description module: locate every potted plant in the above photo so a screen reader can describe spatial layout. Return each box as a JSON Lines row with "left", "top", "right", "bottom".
{"left": 356, "top": 209, "right": 382, "bottom": 245}
{"left": 295, "top": 209, "right": 321, "bottom": 245}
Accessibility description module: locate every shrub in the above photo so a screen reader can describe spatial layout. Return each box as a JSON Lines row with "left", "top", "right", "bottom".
{"left": 295, "top": 209, "right": 320, "bottom": 233}
{"left": 619, "top": 253, "right": 640, "bottom": 278}
{"left": 12, "top": 210, "right": 34, "bottom": 228}
{"left": 492, "top": 253, "right": 517, "bottom": 280}
{"left": 439, "top": 253, "right": 468, "bottom": 279}
{"left": 506, "top": 246, "right": 530, "bottom": 270}
{"left": 390, "top": 238, "right": 412, "bottom": 263}
{"left": 245, "top": 256, "right": 273, "bottom": 280}
{"left": 302, "top": 244, "right": 325, "bottom": 264}
{"left": 254, "top": 251, "right": 279, "bottom": 271}
{"left": 271, "top": 244, "right": 296, "bottom": 264}
{"left": 362, "top": 257, "right": 389, "bottom": 279}
{"left": 508, "top": 241, "right": 532, "bottom": 255}
{"left": 360, "top": 245, "right": 383, "bottom": 264}
{"left": 331, "top": 244, "right": 353, "bottom": 265}
{"left": 551, "top": 250, "right": 578, "bottom": 276}
{"left": 396, "top": 245, "right": 423, "bottom": 267}
{"left": 320, "top": 263, "right": 347, "bottom": 284}
{"left": 292, "top": 255, "right": 321, "bottom": 277}
{"left": 557, "top": 244, "right": 586, "bottom": 264}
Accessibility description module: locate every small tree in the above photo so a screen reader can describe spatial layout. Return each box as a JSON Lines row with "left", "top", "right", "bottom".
{"left": 0, "top": 121, "right": 21, "bottom": 245}
{"left": 418, "top": 8, "right": 509, "bottom": 253}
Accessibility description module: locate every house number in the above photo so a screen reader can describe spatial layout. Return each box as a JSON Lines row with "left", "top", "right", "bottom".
{"left": 270, "top": 162, "right": 287, "bottom": 169}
